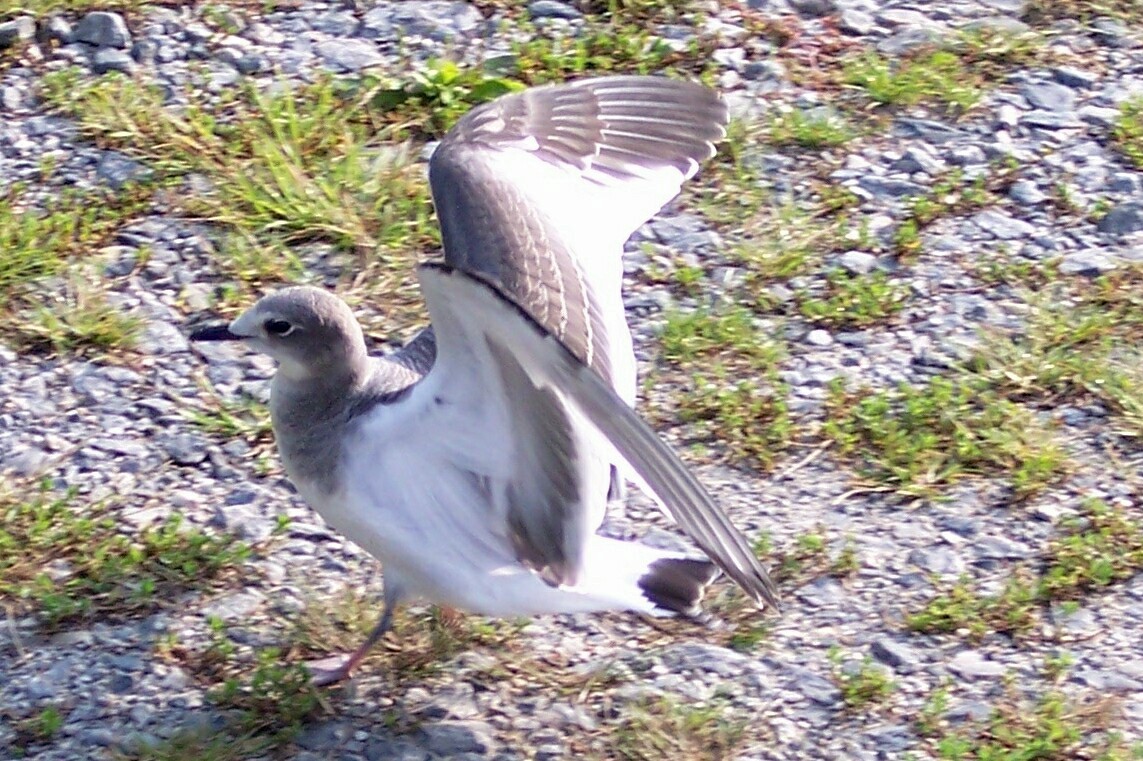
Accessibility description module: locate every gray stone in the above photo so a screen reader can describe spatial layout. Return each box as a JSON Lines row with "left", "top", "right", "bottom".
{"left": 973, "top": 210, "right": 1034, "bottom": 240}
{"left": 1097, "top": 202, "right": 1143, "bottom": 235}
{"left": 976, "top": 536, "right": 1032, "bottom": 559}
{"left": 907, "top": 547, "right": 964, "bottom": 575}
{"left": 91, "top": 48, "right": 135, "bottom": 74}
{"left": 876, "top": 9, "right": 934, "bottom": 27}
{"left": 1021, "top": 110, "right": 1083, "bottom": 129}
{"left": 131, "top": 38, "right": 158, "bottom": 63}
{"left": 162, "top": 433, "right": 208, "bottom": 466}
{"left": 1008, "top": 180, "right": 1046, "bottom": 205}
{"left": 871, "top": 638, "right": 923, "bottom": 673}
{"left": 0, "top": 16, "right": 35, "bottom": 48}
{"left": 1, "top": 85, "right": 22, "bottom": 111}
{"left": 527, "top": 0, "right": 582, "bottom": 19}
{"left": 892, "top": 146, "right": 944, "bottom": 175}
{"left": 390, "top": 1, "right": 483, "bottom": 41}
{"left": 137, "top": 320, "right": 189, "bottom": 355}
{"left": 1078, "top": 105, "right": 1121, "bottom": 126}
{"left": 1109, "top": 172, "right": 1142, "bottom": 194}
{"left": 1052, "top": 66, "right": 1096, "bottom": 88}
{"left": 838, "top": 250, "right": 876, "bottom": 275}
{"left": 296, "top": 721, "right": 353, "bottom": 751}
{"left": 981, "top": 0, "right": 1026, "bottom": 11}
{"left": 420, "top": 721, "right": 494, "bottom": 755}
{"left": 659, "top": 642, "right": 753, "bottom": 677}
{"left": 963, "top": 16, "right": 1029, "bottom": 34}
{"left": 46, "top": 15, "right": 73, "bottom": 44}
{"left": 1059, "top": 250, "right": 1116, "bottom": 276}
{"left": 806, "top": 329, "right": 833, "bottom": 347}
{"left": 74, "top": 11, "right": 131, "bottom": 48}
{"left": 857, "top": 176, "right": 927, "bottom": 199}
{"left": 311, "top": 11, "right": 358, "bottom": 36}
{"left": 878, "top": 27, "right": 944, "bottom": 55}
{"left": 791, "top": 668, "right": 840, "bottom": 706}
{"left": 949, "top": 650, "right": 1006, "bottom": 679}
{"left": 789, "top": 0, "right": 835, "bottom": 18}
{"left": 947, "top": 145, "right": 986, "bottom": 166}
{"left": 838, "top": 9, "right": 874, "bottom": 34}
{"left": 365, "top": 738, "right": 432, "bottom": 761}
{"left": 96, "top": 151, "right": 152, "bottom": 189}
{"left": 895, "top": 118, "right": 964, "bottom": 143}
{"left": 201, "top": 590, "right": 264, "bottom": 622}
{"left": 315, "top": 39, "right": 383, "bottom": 72}
{"left": 1021, "top": 81, "right": 1076, "bottom": 112}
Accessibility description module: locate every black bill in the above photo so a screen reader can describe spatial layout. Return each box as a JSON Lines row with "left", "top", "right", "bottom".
{"left": 190, "top": 324, "right": 242, "bottom": 341}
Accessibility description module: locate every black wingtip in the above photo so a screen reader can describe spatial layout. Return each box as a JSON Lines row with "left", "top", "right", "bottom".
{"left": 189, "top": 324, "right": 241, "bottom": 342}
{"left": 639, "top": 557, "right": 721, "bottom": 618}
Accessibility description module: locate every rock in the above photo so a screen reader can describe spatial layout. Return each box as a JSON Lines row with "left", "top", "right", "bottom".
{"left": 1021, "top": 81, "right": 1076, "bottom": 112}
{"left": 838, "top": 8, "right": 875, "bottom": 34}
{"left": 96, "top": 151, "right": 152, "bottom": 189}
{"left": 895, "top": 118, "right": 964, "bottom": 143}
{"left": 0, "top": 16, "right": 35, "bottom": 49}
{"left": 201, "top": 590, "right": 264, "bottom": 622}
{"left": 74, "top": 11, "right": 131, "bottom": 48}
{"left": 1059, "top": 250, "right": 1116, "bottom": 276}
{"left": 137, "top": 320, "right": 189, "bottom": 355}
{"left": 527, "top": 0, "right": 582, "bottom": 19}
{"left": 46, "top": 15, "right": 73, "bottom": 44}
{"left": 806, "top": 329, "right": 833, "bottom": 347}
{"left": 972, "top": 210, "right": 1034, "bottom": 240}
{"left": 365, "top": 738, "right": 432, "bottom": 761}
{"left": 162, "top": 433, "right": 208, "bottom": 466}
{"left": 790, "top": 668, "right": 841, "bottom": 706}
{"left": 131, "top": 38, "right": 158, "bottom": 64}
{"left": 296, "top": 721, "right": 353, "bottom": 751}
{"left": 788, "top": 0, "right": 835, "bottom": 18}
{"left": 1097, "top": 202, "right": 1143, "bottom": 235}
{"left": 1020, "top": 110, "right": 1083, "bottom": 129}
{"left": 871, "top": 638, "right": 923, "bottom": 673}
{"left": 892, "top": 146, "right": 944, "bottom": 175}
{"left": 315, "top": 39, "right": 383, "bottom": 72}
{"left": 907, "top": 547, "right": 964, "bottom": 575}
{"left": 1052, "top": 66, "right": 1096, "bottom": 88}
{"left": 420, "top": 721, "right": 495, "bottom": 756}
{"left": 1008, "top": 180, "right": 1046, "bottom": 205}
{"left": 838, "top": 251, "right": 876, "bottom": 275}
{"left": 388, "top": 1, "right": 483, "bottom": 41}
{"left": 949, "top": 650, "right": 1006, "bottom": 679}
{"left": 91, "top": 48, "right": 135, "bottom": 74}
{"left": 659, "top": 642, "right": 754, "bottom": 677}
{"left": 857, "top": 176, "right": 927, "bottom": 200}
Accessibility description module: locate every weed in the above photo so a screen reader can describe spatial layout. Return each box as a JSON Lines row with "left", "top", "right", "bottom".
{"left": 909, "top": 500, "right": 1143, "bottom": 642}
{"left": 0, "top": 483, "right": 250, "bottom": 628}
{"left": 611, "top": 694, "right": 747, "bottom": 761}
{"left": 921, "top": 688, "right": 1126, "bottom": 760}
{"left": 1022, "top": 0, "right": 1143, "bottom": 25}
{"left": 842, "top": 49, "right": 982, "bottom": 113}
{"left": 186, "top": 395, "right": 274, "bottom": 445}
{"left": 828, "top": 647, "right": 896, "bottom": 710}
{"left": 1112, "top": 96, "right": 1143, "bottom": 169}
{"left": 7, "top": 269, "right": 141, "bottom": 354}
{"left": 823, "top": 376, "right": 1066, "bottom": 499}
{"left": 796, "top": 269, "right": 908, "bottom": 328}
{"left": 767, "top": 108, "right": 855, "bottom": 150}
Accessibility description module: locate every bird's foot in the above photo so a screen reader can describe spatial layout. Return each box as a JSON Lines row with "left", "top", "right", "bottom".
{"left": 302, "top": 655, "right": 355, "bottom": 687}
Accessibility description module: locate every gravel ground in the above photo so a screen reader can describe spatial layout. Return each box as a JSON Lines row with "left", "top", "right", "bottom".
{"left": 1, "top": 0, "right": 1142, "bottom": 759}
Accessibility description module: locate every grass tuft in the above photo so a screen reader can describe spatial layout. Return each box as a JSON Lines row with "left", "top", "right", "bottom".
{"left": 0, "top": 482, "right": 250, "bottom": 628}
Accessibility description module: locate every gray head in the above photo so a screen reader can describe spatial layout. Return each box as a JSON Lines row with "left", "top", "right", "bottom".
{"left": 192, "top": 286, "right": 367, "bottom": 384}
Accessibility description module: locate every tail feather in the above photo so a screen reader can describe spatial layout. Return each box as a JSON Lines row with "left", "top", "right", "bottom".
{"left": 639, "top": 557, "right": 720, "bottom": 618}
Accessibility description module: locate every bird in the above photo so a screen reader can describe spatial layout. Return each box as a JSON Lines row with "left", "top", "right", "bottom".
{"left": 190, "top": 76, "right": 778, "bottom": 685}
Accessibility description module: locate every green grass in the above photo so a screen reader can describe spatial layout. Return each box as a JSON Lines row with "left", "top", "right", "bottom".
{"left": 6, "top": 269, "right": 142, "bottom": 354}
{"left": 842, "top": 49, "right": 982, "bottom": 113}
{"left": 893, "top": 166, "right": 1010, "bottom": 257}
{"left": 796, "top": 269, "right": 908, "bottom": 328}
{"left": 908, "top": 499, "right": 1143, "bottom": 641}
{"left": 965, "top": 284, "right": 1143, "bottom": 441}
{"left": 610, "top": 694, "right": 747, "bottom": 761}
{"left": 39, "top": 69, "right": 435, "bottom": 322}
{"left": 653, "top": 307, "right": 792, "bottom": 470}
{"left": 828, "top": 647, "right": 896, "bottom": 710}
{"left": 0, "top": 183, "right": 152, "bottom": 309}
{"left": 767, "top": 108, "right": 855, "bottom": 150}
{"left": 0, "top": 483, "right": 251, "bottom": 628}
{"left": 917, "top": 686, "right": 1133, "bottom": 761}
{"left": 823, "top": 375, "right": 1066, "bottom": 499}
{"left": 1022, "top": 0, "right": 1143, "bottom": 25}
{"left": 1112, "top": 96, "right": 1143, "bottom": 169}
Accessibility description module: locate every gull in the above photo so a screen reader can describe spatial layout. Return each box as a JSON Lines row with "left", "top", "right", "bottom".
{"left": 191, "top": 76, "right": 779, "bottom": 685}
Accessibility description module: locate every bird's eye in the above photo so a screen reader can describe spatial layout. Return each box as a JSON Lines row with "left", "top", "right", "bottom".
{"left": 264, "top": 319, "right": 294, "bottom": 336}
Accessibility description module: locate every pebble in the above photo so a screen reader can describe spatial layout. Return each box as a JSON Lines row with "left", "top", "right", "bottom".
{"left": 73, "top": 11, "right": 131, "bottom": 48}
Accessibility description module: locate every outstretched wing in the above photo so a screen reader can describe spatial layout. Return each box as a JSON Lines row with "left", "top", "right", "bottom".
{"left": 413, "top": 262, "right": 780, "bottom": 611}
{"left": 428, "top": 75, "right": 727, "bottom": 399}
